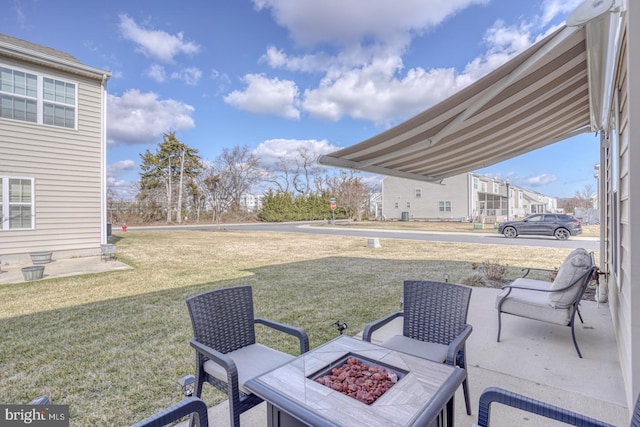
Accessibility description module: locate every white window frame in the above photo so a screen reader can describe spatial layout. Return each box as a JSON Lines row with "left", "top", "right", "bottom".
{"left": 394, "top": 202, "right": 399, "bottom": 209}
{"left": 438, "top": 200, "right": 452, "bottom": 212}
{"left": 473, "top": 177, "right": 479, "bottom": 189}
{"left": 0, "top": 176, "right": 35, "bottom": 230}
{"left": 0, "top": 64, "right": 77, "bottom": 130}
{"left": 415, "top": 188, "right": 422, "bottom": 198}
{"left": 406, "top": 201, "right": 411, "bottom": 208}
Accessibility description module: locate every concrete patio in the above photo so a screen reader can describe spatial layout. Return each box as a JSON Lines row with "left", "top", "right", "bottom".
{"left": 0, "top": 256, "right": 627, "bottom": 426}
{"left": 191, "top": 286, "right": 628, "bottom": 427}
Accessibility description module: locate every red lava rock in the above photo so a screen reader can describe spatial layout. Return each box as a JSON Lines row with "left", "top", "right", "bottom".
{"left": 314, "top": 357, "right": 398, "bottom": 405}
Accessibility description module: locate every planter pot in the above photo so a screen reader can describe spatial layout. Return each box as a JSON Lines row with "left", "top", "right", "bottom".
{"left": 22, "top": 266, "right": 45, "bottom": 281}
{"left": 30, "top": 251, "right": 53, "bottom": 264}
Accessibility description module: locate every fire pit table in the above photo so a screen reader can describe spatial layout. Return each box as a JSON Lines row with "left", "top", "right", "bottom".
{"left": 244, "top": 335, "right": 466, "bottom": 427}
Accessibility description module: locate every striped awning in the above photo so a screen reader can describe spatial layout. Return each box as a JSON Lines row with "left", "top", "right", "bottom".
{"left": 319, "top": 23, "right": 608, "bottom": 183}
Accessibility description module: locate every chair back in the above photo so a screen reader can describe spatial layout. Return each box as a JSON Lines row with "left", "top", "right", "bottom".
{"left": 186, "top": 286, "right": 256, "bottom": 354}
{"left": 403, "top": 280, "right": 472, "bottom": 345}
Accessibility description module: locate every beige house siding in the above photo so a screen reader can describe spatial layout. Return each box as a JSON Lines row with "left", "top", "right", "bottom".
{"left": 382, "top": 174, "right": 557, "bottom": 223}
{"left": 0, "top": 38, "right": 109, "bottom": 262}
{"left": 382, "top": 175, "right": 471, "bottom": 221}
{"left": 608, "top": 2, "right": 640, "bottom": 410}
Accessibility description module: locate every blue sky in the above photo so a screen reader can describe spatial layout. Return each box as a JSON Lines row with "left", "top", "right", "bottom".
{"left": 3, "top": 0, "right": 598, "bottom": 199}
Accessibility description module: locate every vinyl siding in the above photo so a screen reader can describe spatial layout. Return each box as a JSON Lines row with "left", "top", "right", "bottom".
{"left": 608, "top": 3, "right": 640, "bottom": 410}
{"left": 381, "top": 175, "right": 471, "bottom": 220}
{"left": 0, "top": 55, "right": 104, "bottom": 259}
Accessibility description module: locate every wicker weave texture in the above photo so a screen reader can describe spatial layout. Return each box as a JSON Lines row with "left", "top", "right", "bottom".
{"left": 187, "top": 286, "right": 257, "bottom": 354}
{"left": 477, "top": 387, "right": 620, "bottom": 427}
{"left": 403, "top": 280, "right": 472, "bottom": 345}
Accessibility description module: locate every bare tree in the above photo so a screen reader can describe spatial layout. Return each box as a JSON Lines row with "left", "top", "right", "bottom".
{"left": 326, "top": 170, "right": 372, "bottom": 220}
{"left": 574, "top": 184, "right": 595, "bottom": 208}
{"left": 262, "top": 146, "right": 325, "bottom": 195}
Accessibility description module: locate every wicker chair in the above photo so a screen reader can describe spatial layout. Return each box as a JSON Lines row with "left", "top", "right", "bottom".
{"left": 362, "top": 280, "right": 473, "bottom": 415}
{"left": 186, "top": 285, "right": 309, "bottom": 427}
{"left": 477, "top": 387, "right": 640, "bottom": 427}
{"left": 130, "top": 397, "right": 209, "bottom": 427}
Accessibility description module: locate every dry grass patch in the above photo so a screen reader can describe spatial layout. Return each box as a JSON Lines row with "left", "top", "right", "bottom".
{"left": 0, "top": 230, "right": 591, "bottom": 425}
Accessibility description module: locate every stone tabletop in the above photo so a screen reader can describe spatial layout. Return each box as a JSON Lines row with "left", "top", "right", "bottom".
{"left": 245, "top": 336, "right": 465, "bottom": 427}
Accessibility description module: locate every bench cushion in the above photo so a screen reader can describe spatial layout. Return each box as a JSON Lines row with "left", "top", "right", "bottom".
{"left": 204, "top": 343, "right": 293, "bottom": 394}
{"left": 548, "top": 248, "right": 592, "bottom": 308}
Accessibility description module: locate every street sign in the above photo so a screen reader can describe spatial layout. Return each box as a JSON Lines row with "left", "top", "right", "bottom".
{"left": 330, "top": 197, "right": 336, "bottom": 202}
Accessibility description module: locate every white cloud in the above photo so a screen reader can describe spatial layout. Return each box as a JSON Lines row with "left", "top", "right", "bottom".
{"left": 107, "top": 89, "right": 195, "bottom": 145}
{"left": 224, "top": 74, "right": 301, "bottom": 119}
{"left": 118, "top": 14, "right": 200, "bottom": 63}
{"left": 146, "top": 64, "right": 166, "bottom": 82}
{"left": 171, "top": 67, "right": 203, "bottom": 86}
{"left": 108, "top": 159, "right": 137, "bottom": 175}
{"left": 521, "top": 173, "right": 558, "bottom": 187}
{"left": 230, "top": 0, "right": 577, "bottom": 126}
{"left": 254, "top": 138, "right": 339, "bottom": 167}
{"left": 540, "top": 0, "right": 583, "bottom": 26}
{"left": 252, "top": 0, "right": 489, "bottom": 47}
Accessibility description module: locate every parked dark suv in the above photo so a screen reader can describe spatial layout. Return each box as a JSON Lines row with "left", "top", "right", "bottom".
{"left": 498, "top": 214, "right": 582, "bottom": 240}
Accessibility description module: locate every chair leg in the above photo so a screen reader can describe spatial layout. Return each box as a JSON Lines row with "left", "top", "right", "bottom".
{"left": 457, "top": 350, "right": 472, "bottom": 415}
{"left": 571, "top": 321, "right": 583, "bottom": 358}
{"left": 576, "top": 307, "right": 584, "bottom": 324}
{"left": 462, "top": 376, "right": 472, "bottom": 415}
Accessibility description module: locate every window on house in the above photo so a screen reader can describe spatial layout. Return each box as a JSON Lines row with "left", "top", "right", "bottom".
{"left": 394, "top": 202, "right": 399, "bottom": 208}
{"left": 406, "top": 201, "right": 411, "bottom": 208}
{"left": 415, "top": 188, "right": 422, "bottom": 198}
{"left": 473, "top": 177, "right": 479, "bottom": 189}
{"left": 493, "top": 182, "right": 500, "bottom": 193}
{"left": 481, "top": 182, "right": 487, "bottom": 192}
{"left": 0, "top": 177, "right": 34, "bottom": 230}
{"left": 0, "top": 66, "right": 76, "bottom": 129}
{"left": 438, "top": 200, "right": 451, "bottom": 212}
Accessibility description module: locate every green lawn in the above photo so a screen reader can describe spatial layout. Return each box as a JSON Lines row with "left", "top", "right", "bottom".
{"left": 0, "top": 230, "right": 580, "bottom": 426}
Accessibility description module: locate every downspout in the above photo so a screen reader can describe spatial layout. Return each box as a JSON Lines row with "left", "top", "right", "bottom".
{"left": 596, "top": 132, "right": 608, "bottom": 303}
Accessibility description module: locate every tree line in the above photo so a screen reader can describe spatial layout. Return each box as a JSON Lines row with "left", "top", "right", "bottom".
{"left": 107, "top": 132, "right": 373, "bottom": 225}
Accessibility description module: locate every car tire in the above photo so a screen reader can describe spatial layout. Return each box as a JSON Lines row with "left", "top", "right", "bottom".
{"left": 503, "top": 226, "right": 517, "bottom": 238}
{"left": 554, "top": 228, "right": 570, "bottom": 240}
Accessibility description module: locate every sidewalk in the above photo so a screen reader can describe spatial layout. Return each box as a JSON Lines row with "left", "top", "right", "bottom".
{"left": 0, "top": 256, "right": 130, "bottom": 285}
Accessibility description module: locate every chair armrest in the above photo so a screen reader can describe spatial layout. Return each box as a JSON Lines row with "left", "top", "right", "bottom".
{"left": 130, "top": 397, "right": 209, "bottom": 427}
{"left": 362, "top": 312, "right": 404, "bottom": 342}
{"left": 254, "top": 318, "right": 310, "bottom": 353}
{"left": 477, "top": 387, "right": 614, "bottom": 427}
{"left": 29, "top": 396, "right": 51, "bottom": 405}
{"left": 190, "top": 339, "right": 239, "bottom": 386}
{"left": 520, "top": 267, "right": 556, "bottom": 278}
{"left": 446, "top": 324, "right": 472, "bottom": 366}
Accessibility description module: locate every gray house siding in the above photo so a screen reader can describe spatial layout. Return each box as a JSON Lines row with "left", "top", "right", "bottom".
{"left": 0, "top": 35, "right": 109, "bottom": 262}
{"left": 382, "top": 174, "right": 558, "bottom": 224}
{"left": 382, "top": 174, "right": 471, "bottom": 220}
{"left": 607, "top": 2, "right": 640, "bottom": 409}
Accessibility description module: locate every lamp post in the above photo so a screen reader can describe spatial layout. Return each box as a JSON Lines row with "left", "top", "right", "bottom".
{"left": 177, "top": 375, "right": 199, "bottom": 427}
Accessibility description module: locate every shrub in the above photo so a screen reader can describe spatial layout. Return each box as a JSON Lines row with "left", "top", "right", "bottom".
{"left": 462, "top": 273, "right": 486, "bottom": 287}
{"left": 483, "top": 259, "right": 508, "bottom": 281}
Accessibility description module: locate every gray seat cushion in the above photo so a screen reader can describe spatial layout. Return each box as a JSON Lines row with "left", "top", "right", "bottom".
{"left": 380, "top": 335, "right": 449, "bottom": 362}
{"left": 204, "top": 343, "right": 293, "bottom": 394}
{"left": 496, "top": 279, "right": 571, "bottom": 325}
{"left": 548, "top": 249, "right": 592, "bottom": 308}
